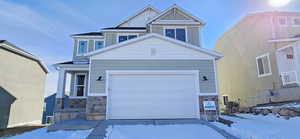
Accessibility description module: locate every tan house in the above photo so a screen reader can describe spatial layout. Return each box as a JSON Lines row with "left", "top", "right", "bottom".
{"left": 0, "top": 40, "right": 48, "bottom": 128}
{"left": 215, "top": 12, "right": 300, "bottom": 108}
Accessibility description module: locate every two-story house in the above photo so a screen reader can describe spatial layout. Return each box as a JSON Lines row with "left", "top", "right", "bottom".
{"left": 215, "top": 12, "right": 300, "bottom": 108}
{"left": 54, "top": 5, "right": 222, "bottom": 122}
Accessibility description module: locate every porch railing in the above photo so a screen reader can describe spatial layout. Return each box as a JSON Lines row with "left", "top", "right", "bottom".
{"left": 281, "top": 71, "right": 299, "bottom": 86}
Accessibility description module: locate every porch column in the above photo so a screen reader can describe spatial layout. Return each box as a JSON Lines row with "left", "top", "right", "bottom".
{"left": 55, "top": 69, "right": 66, "bottom": 110}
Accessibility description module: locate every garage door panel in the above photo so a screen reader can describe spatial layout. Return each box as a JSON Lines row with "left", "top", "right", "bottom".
{"left": 108, "top": 72, "right": 199, "bottom": 119}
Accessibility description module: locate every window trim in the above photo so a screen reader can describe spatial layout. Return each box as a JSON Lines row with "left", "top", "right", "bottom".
{"left": 278, "top": 16, "right": 288, "bottom": 26}
{"left": 94, "top": 39, "right": 105, "bottom": 51}
{"left": 291, "top": 16, "right": 300, "bottom": 27}
{"left": 72, "top": 73, "right": 87, "bottom": 98}
{"left": 163, "top": 26, "right": 187, "bottom": 42}
{"left": 77, "top": 40, "right": 89, "bottom": 56}
{"left": 256, "top": 53, "right": 272, "bottom": 78}
{"left": 117, "top": 33, "right": 139, "bottom": 43}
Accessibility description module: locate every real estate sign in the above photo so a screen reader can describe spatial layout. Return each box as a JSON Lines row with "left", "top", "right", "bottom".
{"left": 203, "top": 101, "right": 216, "bottom": 111}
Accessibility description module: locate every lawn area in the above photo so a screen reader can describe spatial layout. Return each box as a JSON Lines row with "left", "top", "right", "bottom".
{"left": 213, "top": 114, "right": 300, "bottom": 139}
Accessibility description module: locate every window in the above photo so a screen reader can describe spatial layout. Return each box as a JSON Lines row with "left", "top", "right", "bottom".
{"left": 164, "top": 27, "right": 186, "bottom": 42}
{"left": 77, "top": 40, "right": 88, "bottom": 56}
{"left": 94, "top": 40, "right": 104, "bottom": 50}
{"left": 278, "top": 16, "right": 288, "bottom": 26}
{"left": 74, "top": 74, "right": 86, "bottom": 97}
{"left": 223, "top": 96, "right": 229, "bottom": 105}
{"left": 118, "top": 34, "right": 137, "bottom": 43}
{"left": 292, "top": 17, "right": 300, "bottom": 26}
{"left": 256, "top": 53, "right": 272, "bottom": 77}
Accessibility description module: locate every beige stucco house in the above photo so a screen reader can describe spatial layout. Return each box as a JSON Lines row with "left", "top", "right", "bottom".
{"left": 0, "top": 40, "right": 48, "bottom": 129}
{"left": 215, "top": 12, "right": 300, "bottom": 109}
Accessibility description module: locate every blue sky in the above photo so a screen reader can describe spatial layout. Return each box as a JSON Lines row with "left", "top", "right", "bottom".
{"left": 0, "top": 0, "right": 299, "bottom": 96}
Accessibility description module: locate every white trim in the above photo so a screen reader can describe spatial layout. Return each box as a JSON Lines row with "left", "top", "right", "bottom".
{"left": 87, "top": 58, "right": 92, "bottom": 97}
{"left": 77, "top": 39, "right": 89, "bottom": 56}
{"left": 72, "top": 36, "right": 104, "bottom": 39}
{"left": 72, "top": 73, "right": 87, "bottom": 98}
{"left": 213, "top": 59, "right": 219, "bottom": 95}
{"left": 85, "top": 33, "right": 223, "bottom": 59}
{"left": 147, "top": 4, "right": 206, "bottom": 25}
{"left": 291, "top": 16, "right": 300, "bottom": 27}
{"left": 163, "top": 26, "right": 188, "bottom": 42}
{"left": 198, "top": 93, "right": 218, "bottom": 96}
{"left": 101, "top": 29, "right": 147, "bottom": 33}
{"left": 105, "top": 70, "right": 201, "bottom": 120}
{"left": 152, "top": 20, "right": 202, "bottom": 25}
{"left": 277, "top": 44, "right": 294, "bottom": 52}
{"left": 116, "top": 33, "right": 139, "bottom": 43}
{"left": 256, "top": 53, "right": 272, "bottom": 78}
{"left": 94, "top": 39, "right": 105, "bottom": 51}
{"left": 269, "top": 38, "right": 299, "bottom": 43}
{"left": 88, "top": 93, "right": 108, "bottom": 96}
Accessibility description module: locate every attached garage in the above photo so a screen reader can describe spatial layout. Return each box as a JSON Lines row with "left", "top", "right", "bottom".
{"left": 106, "top": 70, "right": 200, "bottom": 119}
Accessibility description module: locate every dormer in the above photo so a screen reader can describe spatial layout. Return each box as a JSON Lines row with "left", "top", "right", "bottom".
{"left": 148, "top": 5, "right": 205, "bottom": 47}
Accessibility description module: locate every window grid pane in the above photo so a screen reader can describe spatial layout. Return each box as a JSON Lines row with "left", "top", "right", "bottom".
{"left": 119, "top": 36, "right": 128, "bottom": 43}
{"left": 95, "top": 41, "right": 104, "bottom": 50}
{"left": 176, "top": 28, "right": 186, "bottom": 42}
{"left": 165, "top": 29, "right": 175, "bottom": 38}
{"left": 128, "top": 35, "right": 137, "bottom": 40}
{"left": 75, "top": 74, "right": 85, "bottom": 97}
{"left": 257, "top": 58, "right": 264, "bottom": 75}
{"left": 78, "top": 41, "right": 88, "bottom": 55}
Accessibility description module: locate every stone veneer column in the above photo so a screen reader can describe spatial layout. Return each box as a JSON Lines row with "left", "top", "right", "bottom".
{"left": 198, "top": 95, "right": 219, "bottom": 121}
{"left": 86, "top": 96, "right": 107, "bottom": 120}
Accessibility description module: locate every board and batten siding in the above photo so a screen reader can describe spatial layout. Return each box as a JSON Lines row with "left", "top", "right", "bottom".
{"left": 151, "top": 25, "right": 201, "bottom": 47}
{"left": 89, "top": 60, "right": 216, "bottom": 95}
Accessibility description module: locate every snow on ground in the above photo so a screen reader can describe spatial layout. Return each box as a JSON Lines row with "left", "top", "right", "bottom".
{"left": 104, "top": 124, "right": 225, "bottom": 139}
{"left": 213, "top": 114, "right": 300, "bottom": 139}
{"left": 256, "top": 102, "right": 300, "bottom": 109}
{"left": 1, "top": 127, "right": 92, "bottom": 139}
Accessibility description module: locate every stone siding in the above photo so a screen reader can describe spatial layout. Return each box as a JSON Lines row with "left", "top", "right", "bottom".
{"left": 69, "top": 98, "right": 87, "bottom": 108}
{"left": 54, "top": 109, "right": 85, "bottom": 123}
{"left": 86, "top": 96, "right": 107, "bottom": 120}
{"left": 199, "top": 95, "right": 219, "bottom": 121}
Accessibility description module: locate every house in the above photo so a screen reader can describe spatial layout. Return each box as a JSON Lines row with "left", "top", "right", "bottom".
{"left": 215, "top": 12, "right": 300, "bottom": 108}
{"left": 0, "top": 40, "right": 48, "bottom": 129}
{"left": 54, "top": 5, "right": 222, "bottom": 122}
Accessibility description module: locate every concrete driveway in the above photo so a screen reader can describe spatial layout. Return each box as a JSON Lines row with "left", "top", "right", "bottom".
{"left": 87, "top": 120, "right": 239, "bottom": 139}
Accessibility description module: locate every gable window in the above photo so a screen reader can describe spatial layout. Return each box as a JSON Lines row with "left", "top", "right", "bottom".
{"left": 74, "top": 73, "right": 86, "bottom": 97}
{"left": 77, "top": 40, "right": 88, "bottom": 56}
{"left": 118, "top": 34, "right": 138, "bottom": 43}
{"left": 278, "top": 16, "right": 288, "bottom": 26}
{"left": 94, "top": 40, "right": 104, "bottom": 50}
{"left": 256, "top": 53, "right": 272, "bottom": 77}
{"left": 292, "top": 17, "right": 300, "bottom": 26}
{"left": 165, "top": 27, "right": 186, "bottom": 42}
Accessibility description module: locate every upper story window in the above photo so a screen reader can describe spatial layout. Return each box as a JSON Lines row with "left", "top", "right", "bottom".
{"left": 77, "top": 40, "right": 88, "bottom": 56}
{"left": 118, "top": 34, "right": 138, "bottom": 43}
{"left": 278, "top": 16, "right": 288, "bottom": 26}
{"left": 292, "top": 17, "right": 300, "bottom": 26}
{"left": 256, "top": 53, "right": 272, "bottom": 78}
{"left": 94, "top": 40, "right": 104, "bottom": 50}
{"left": 164, "top": 27, "right": 186, "bottom": 42}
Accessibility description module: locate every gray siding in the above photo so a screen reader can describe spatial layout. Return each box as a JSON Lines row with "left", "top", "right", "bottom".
{"left": 73, "top": 39, "right": 94, "bottom": 61}
{"left": 90, "top": 60, "right": 216, "bottom": 94}
{"left": 151, "top": 25, "right": 201, "bottom": 47}
{"left": 187, "top": 26, "right": 200, "bottom": 46}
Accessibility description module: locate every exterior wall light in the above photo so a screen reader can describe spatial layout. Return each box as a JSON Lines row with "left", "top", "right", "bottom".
{"left": 97, "top": 76, "right": 102, "bottom": 81}
{"left": 202, "top": 76, "right": 208, "bottom": 81}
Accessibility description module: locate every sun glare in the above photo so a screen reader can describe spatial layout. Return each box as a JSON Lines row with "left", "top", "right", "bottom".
{"left": 269, "top": 0, "right": 292, "bottom": 7}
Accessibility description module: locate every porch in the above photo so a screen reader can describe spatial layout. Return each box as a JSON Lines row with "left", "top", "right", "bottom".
{"left": 276, "top": 41, "right": 300, "bottom": 87}
{"left": 54, "top": 62, "right": 89, "bottom": 122}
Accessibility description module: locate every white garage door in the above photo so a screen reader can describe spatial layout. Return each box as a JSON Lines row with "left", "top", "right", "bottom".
{"left": 107, "top": 71, "right": 200, "bottom": 119}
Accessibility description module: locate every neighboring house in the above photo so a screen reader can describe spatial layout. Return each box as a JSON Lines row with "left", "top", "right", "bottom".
{"left": 54, "top": 5, "right": 222, "bottom": 122}
{"left": 215, "top": 12, "right": 300, "bottom": 108}
{"left": 0, "top": 40, "right": 48, "bottom": 129}
{"left": 42, "top": 94, "right": 68, "bottom": 124}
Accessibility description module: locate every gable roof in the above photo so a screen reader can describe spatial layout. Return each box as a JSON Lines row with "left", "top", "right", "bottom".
{"left": 115, "top": 5, "right": 160, "bottom": 27}
{"left": 147, "top": 4, "right": 206, "bottom": 25}
{"left": 0, "top": 40, "right": 48, "bottom": 73}
{"left": 85, "top": 33, "right": 223, "bottom": 60}
{"left": 102, "top": 27, "right": 146, "bottom": 30}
